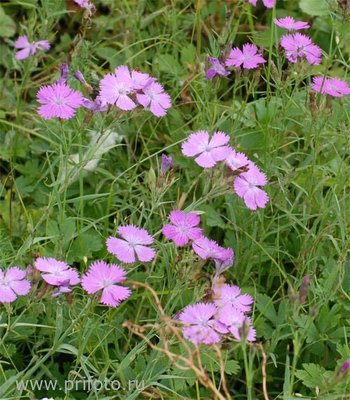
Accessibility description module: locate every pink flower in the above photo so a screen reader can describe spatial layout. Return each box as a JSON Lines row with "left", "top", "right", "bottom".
{"left": 225, "top": 149, "right": 250, "bottom": 172}
{"left": 247, "top": 0, "right": 275, "bottom": 7}
{"left": 192, "top": 236, "right": 233, "bottom": 269}
{"left": 107, "top": 225, "right": 156, "bottom": 264}
{"left": 14, "top": 35, "right": 50, "bottom": 60}
{"left": 81, "top": 261, "right": 131, "bottom": 307}
{"left": 161, "top": 153, "right": 173, "bottom": 174}
{"left": 162, "top": 210, "right": 203, "bottom": 247}
{"left": 214, "top": 248, "right": 234, "bottom": 274}
{"left": 213, "top": 284, "right": 253, "bottom": 312}
{"left": 225, "top": 44, "right": 266, "bottom": 70}
{"left": 217, "top": 305, "right": 256, "bottom": 341}
{"left": 82, "top": 96, "right": 108, "bottom": 113}
{"left": 182, "top": 130, "right": 231, "bottom": 168}
{"left": 179, "top": 303, "right": 224, "bottom": 345}
{"left": 136, "top": 81, "right": 171, "bottom": 117}
{"left": 233, "top": 163, "right": 269, "bottom": 210}
{"left": 311, "top": 76, "right": 350, "bottom": 97}
{"left": 36, "top": 82, "right": 84, "bottom": 120}
{"left": 274, "top": 16, "right": 310, "bottom": 31}
{"left": 74, "top": 0, "right": 95, "bottom": 14}
{"left": 206, "top": 57, "right": 230, "bottom": 79}
{"left": 0, "top": 267, "right": 31, "bottom": 303}
{"left": 280, "top": 33, "right": 322, "bottom": 65}
{"left": 99, "top": 65, "right": 137, "bottom": 111}
{"left": 34, "top": 257, "right": 80, "bottom": 287}
{"left": 131, "top": 70, "right": 151, "bottom": 90}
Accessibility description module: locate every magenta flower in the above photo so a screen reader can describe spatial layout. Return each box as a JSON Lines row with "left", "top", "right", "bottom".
{"left": 14, "top": 35, "right": 50, "bottom": 60}
{"left": 161, "top": 153, "right": 173, "bottom": 174}
{"left": 182, "top": 130, "right": 231, "bottom": 168}
{"left": 36, "top": 82, "right": 84, "bottom": 120}
{"left": 247, "top": 0, "right": 275, "bottom": 7}
{"left": 136, "top": 81, "right": 171, "bottom": 117}
{"left": 81, "top": 261, "right": 131, "bottom": 307}
{"left": 179, "top": 303, "right": 225, "bottom": 345}
{"left": 0, "top": 267, "right": 31, "bottom": 303}
{"left": 213, "top": 284, "right": 253, "bottom": 312}
{"left": 34, "top": 257, "right": 80, "bottom": 287}
{"left": 340, "top": 361, "right": 350, "bottom": 374}
{"left": 82, "top": 96, "right": 109, "bottom": 113}
{"left": 280, "top": 33, "right": 322, "bottom": 65}
{"left": 225, "top": 43, "right": 266, "bottom": 70}
{"left": 225, "top": 149, "right": 250, "bottom": 172}
{"left": 162, "top": 210, "right": 203, "bottom": 247}
{"left": 217, "top": 305, "right": 256, "bottom": 341}
{"left": 206, "top": 57, "right": 230, "bottom": 79}
{"left": 107, "top": 225, "right": 156, "bottom": 264}
{"left": 274, "top": 16, "right": 310, "bottom": 31}
{"left": 233, "top": 163, "right": 269, "bottom": 210}
{"left": 311, "top": 76, "right": 350, "bottom": 97}
{"left": 99, "top": 65, "right": 137, "bottom": 111}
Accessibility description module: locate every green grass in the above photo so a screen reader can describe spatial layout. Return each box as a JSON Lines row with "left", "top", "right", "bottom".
{"left": 0, "top": 0, "right": 350, "bottom": 399}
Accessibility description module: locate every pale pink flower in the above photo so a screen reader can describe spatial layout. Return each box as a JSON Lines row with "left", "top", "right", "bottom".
{"left": 182, "top": 130, "right": 231, "bottom": 168}
{"left": 274, "top": 16, "right": 310, "bottom": 31}
{"left": 233, "top": 163, "right": 269, "bottom": 210}
{"left": 74, "top": 0, "right": 95, "bottom": 14}
{"left": 217, "top": 305, "right": 256, "bottom": 341}
{"left": 81, "top": 261, "right": 131, "bottom": 307}
{"left": 131, "top": 70, "right": 152, "bottom": 90}
{"left": 14, "top": 35, "right": 50, "bottom": 60}
{"left": 280, "top": 33, "right": 322, "bottom": 65}
{"left": 0, "top": 267, "right": 31, "bottom": 303}
{"left": 136, "top": 81, "right": 171, "bottom": 117}
{"left": 206, "top": 57, "right": 230, "bottom": 79}
{"left": 225, "top": 44, "right": 266, "bottom": 70}
{"left": 107, "top": 225, "right": 156, "bottom": 264}
{"left": 99, "top": 65, "right": 137, "bottom": 111}
{"left": 162, "top": 210, "right": 203, "bottom": 246}
{"left": 225, "top": 149, "right": 250, "bottom": 172}
{"left": 36, "top": 82, "right": 84, "bottom": 120}
{"left": 34, "top": 258, "right": 80, "bottom": 287}
{"left": 179, "top": 303, "right": 224, "bottom": 345}
{"left": 213, "top": 284, "right": 253, "bottom": 312}
{"left": 311, "top": 76, "right": 350, "bottom": 97}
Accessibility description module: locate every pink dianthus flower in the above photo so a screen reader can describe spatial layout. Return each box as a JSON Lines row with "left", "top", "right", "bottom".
{"left": 0, "top": 267, "right": 31, "bottom": 303}
{"left": 34, "top": 258, "right": 80, "bottom": 288}
{"left": 274, "top": 16, "right": 310, "bottom": 31}
{"left": 213, "top": 284, "right": 253, "bottom": 312}
{"left": 247, "top": 0, "right": 275, "bottom": 8}
{"left": 233, "top": 163, "right": 269, "bottom": 210}
{"left": 136, "top": 81, "right": 171, "bottom": 117}
{"left": 99, "top": 65, "right": 137, "bottom": 111}
{"left": 14, "top": 35, "right": 50, "bottom": 60}
{"left": 81, "top": 261, "right": 131, "bottom": 307}
{"left": 217, "top": 305, "right": 256, "bottom": 341}
{"left": 36, "top": 82, "right": 84, "bottom": 120}
{"left": 107, "top": 225, "right": 156, "bottom": 264}
{"left": 311, "top": 76, "right": 350, "bottom": 97}
{"left": 162, "top": 210, "right": 203, "bottom": 247}
{"left": 179, "top": 303, "right": 225, "bottom": 345}
{"left": 280, "top": 33, "right": 322, "bottom": 65}
{"left": 225, "top": 44, "right": 266, "bottom": 70}
{"left": 182, "top": 130, "right": 231, "bottom": 168}
{"left": 206, "top": 57, "right": 230, "bottom": 79}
